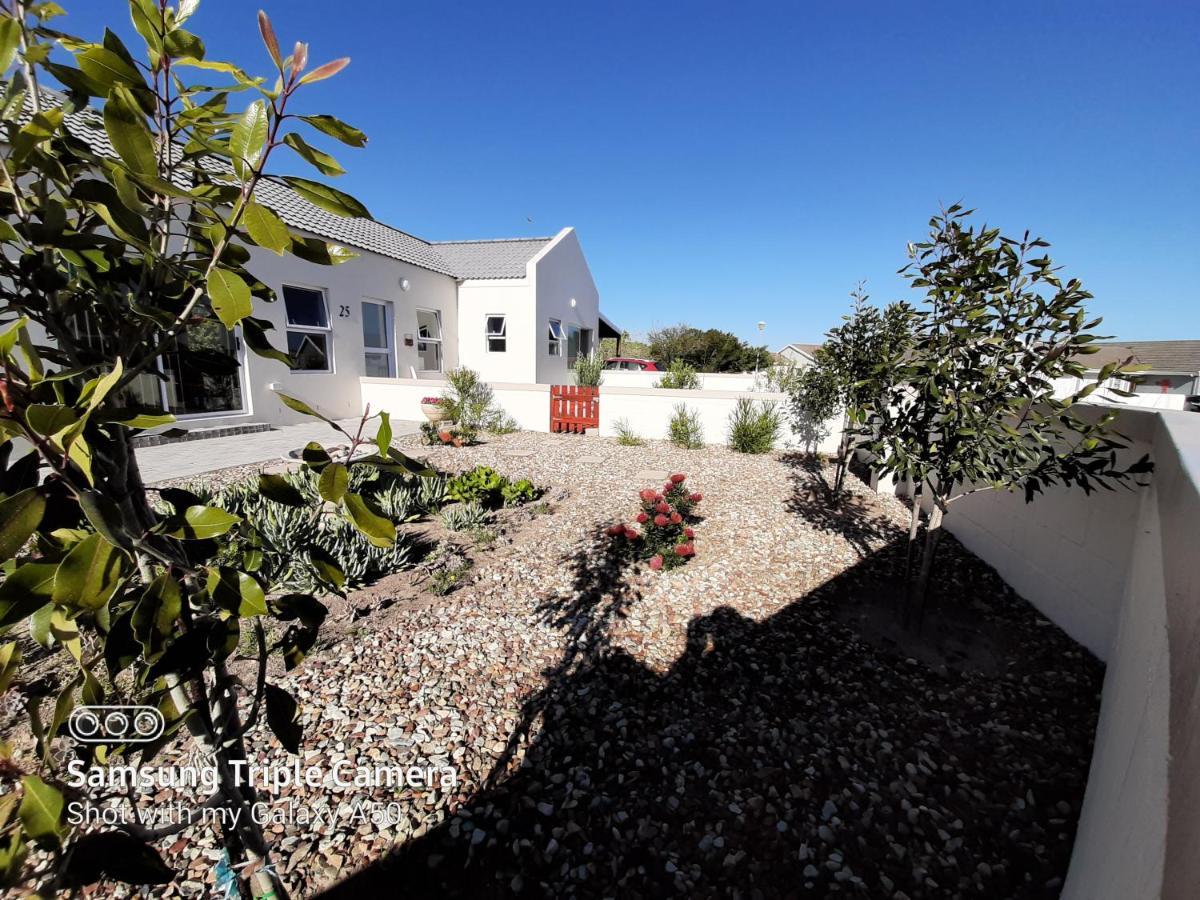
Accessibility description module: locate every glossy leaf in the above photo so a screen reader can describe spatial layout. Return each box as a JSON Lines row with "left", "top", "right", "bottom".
{"left": 342, "top": 493, "right": 395, "bottom": 547}
{"left": 171, "top": 505, "right": 240, "bottom": 540}
{"left": 264, "top": 683, "right": 302, "bottom": 753}
{"left": 207, "top": 268, "right": 252, "bottom": 328}
{"left": 282, "top": 132, "right": 344, "bottom": 176}
{"left": 317, "top": 462, "right": 348, "bottom": 503}
{"left": 298, "top": 113, "right": 366, "bottom": 147}
{"left": 103, "top": 85, "right": 156, "bottom": 176}
{"left": 242, "top": 198, "right": 291, "bottom": 254}
{"left": 229, "top": 98, "right": 268, "bottom": 180}
{"left": 18, "top": 776, "right": 63, "bottom": 847}
{"left": 257, "top": 473, "right": 306, "bottom": 506}
{"left": 280, "top": 176, "right": 369, "bottom": 218}
{"left": 0, "top": 488, "right": 46, "bottom": 559}
{"left": 52, "top": 533, "right": 125, "bottom": 610}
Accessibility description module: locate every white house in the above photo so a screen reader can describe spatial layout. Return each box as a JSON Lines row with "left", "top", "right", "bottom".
{"left": 775, "top": 343, "right": 821, "bottom": 367}
{"left": 29, "top": 92, "right": 620, "bottom": 430}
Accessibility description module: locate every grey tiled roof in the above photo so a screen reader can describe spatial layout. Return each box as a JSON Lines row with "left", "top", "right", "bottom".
{"left": 1079, "top": 341, "right": 1200, "bottom": 374}
{"left": 34, "top": 90, "right": 548, "bottom": 279}
{"left": 431, "top": 237, "right": 554, "bottom": 279}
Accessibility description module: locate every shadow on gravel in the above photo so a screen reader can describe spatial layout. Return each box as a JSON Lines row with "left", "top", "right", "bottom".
{"left": 780, "top": 453, "right": 904, "bottom": 560}
{"left": 317, "top": 525, "right": 1103, "bottom": 899}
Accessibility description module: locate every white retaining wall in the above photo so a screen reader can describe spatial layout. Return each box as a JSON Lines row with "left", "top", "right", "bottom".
{"left": 898, "top": 407, "right": 1199, "bottom": 900}
{"left": 359, "top": 377, "right": 843, "bottom": 453}
{"left": 598, "top": 370, "right": 762, "bottom": 391}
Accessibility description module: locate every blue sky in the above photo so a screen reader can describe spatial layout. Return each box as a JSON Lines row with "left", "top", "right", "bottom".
{"left": 62, "top": 1, "right": 1199, "bottom": 347}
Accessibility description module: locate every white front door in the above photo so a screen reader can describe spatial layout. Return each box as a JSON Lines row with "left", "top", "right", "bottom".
{"left": 362, "top": 300, "right": 396, "bottom": 377}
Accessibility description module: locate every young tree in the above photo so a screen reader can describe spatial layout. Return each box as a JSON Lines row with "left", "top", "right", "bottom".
{"left": 787, "top": 285, "right": 913, "bottom": 496}
{"left": 0, "top": 3, "right": 426, "bottom": 896}
{"left": 864, "top": 206, "right": 1151, "bottom": 624}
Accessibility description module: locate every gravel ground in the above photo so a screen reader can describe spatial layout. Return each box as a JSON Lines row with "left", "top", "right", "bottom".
{"left": 19, "top": 433, "right": 1103, "bottom": 898}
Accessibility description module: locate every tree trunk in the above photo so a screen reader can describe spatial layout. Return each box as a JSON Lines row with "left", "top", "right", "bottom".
{"left": 906, "top": 502, "right": 944, "bottom": 630}
{"left": 832, "top": 412, "right": 851, "bottom": 496}
{"left": 904, "top": 483, "right": 923, "bottom": 581}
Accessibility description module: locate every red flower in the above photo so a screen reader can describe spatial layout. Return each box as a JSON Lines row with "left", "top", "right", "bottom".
{"left": 420, "top": 396, "right": 443, "bottom": 405}
{"left": 675, "top": 543, "right": 695, "bottom": 557}
{"left": 624, "top": 527, "right": 640, "bottom": 540}
{"left": 636, "top": 512, "right": 648, "bottom": 524}
{"left": 655, "top": 502, "right": 670, "bottom": 514}
{"left": 684, "top": 527, "right": 695, "bottom": 538}
{"left": 664, "top": 482, "right": 674, "bottom": 493}
{"left": 690, "top": 492, "right": 703, "bottom": 503}
{"left": 654, "top": 513, "right": 669, "bottom": 527}
{"left": 640, "top": 488, "right": 657, "bottom": 503}
{"left": 605, "top": 523, "right": 624, "bottom": 537}
{"left": 669, "top": 511, "right": 682, "bottom": 525}
{"left": 654, "top": 493, "right": 664, "bottom": 502}
{"left": 649, "top": 555, "right": 663, "bottom": 571}
{"left": 438, "top": 430, "right": 452, "bottom": 442}
{"left": 671, "top": 473, "right": 686, "bottom": 484}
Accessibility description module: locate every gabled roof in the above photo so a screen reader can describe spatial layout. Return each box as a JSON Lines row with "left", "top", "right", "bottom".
{"left": 1079, "top": 341, "right": 1200, "bottom": 374}
{"left": 431, "top": 237, "right": 554, "bottom": 279}
{"left": 26, "top": 89, "right": 553, "bottom": 280}
{"left": 777, "top": 342, "right": 822, "bottom": 356}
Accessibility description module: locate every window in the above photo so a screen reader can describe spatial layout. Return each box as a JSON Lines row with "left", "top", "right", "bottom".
{"left": 567, "top": 325, "right": 593, "bottom": 365}
{"left": 283, "top": 285, "right": 332, "bottom": 372}
{"left": 548, "top": 318, "right": 564, "bottom": 356}
{"left": 362, "top": 300, "right": 395, "bottom": 377}
{"left": 416, "top": 308, "right": 442, "bottom": 372}
{"left": 486, "top": 314, "right": 507, "bottom": 352}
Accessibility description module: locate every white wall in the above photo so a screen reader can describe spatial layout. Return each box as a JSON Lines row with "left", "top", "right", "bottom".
{"left": 533, "top": 229, "right": 600, "bottom": 385}
{"left": 598, "top": 370, "right": 762, "bottom": 391}
{"left": 456, "top": 279, "right": 537, "bottom": 384}
{"left": 1053, "top": 376, "right": 1191, "bottom": 410}
{"left": 360, "top": 378, "right": 843, "bottom": 453}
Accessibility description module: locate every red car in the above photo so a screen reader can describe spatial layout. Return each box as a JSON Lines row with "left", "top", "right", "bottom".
{"left": 603, "top": 357, "right": 661, "bottom": 371}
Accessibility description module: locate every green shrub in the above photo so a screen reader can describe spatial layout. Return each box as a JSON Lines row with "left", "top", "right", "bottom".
{"left": 668, "top": 404, "right": 705, "bottom": 449}
{"left": 727, "top": 398, "right": 781, "bottom": 454}
{"left": 614, "top": 418, "right": 644, "bottom": 446}
{"left": 573, "top": 351, "right": 605, "bottom": 387}
{"left": 442, "top": 366, "right": 517, "bottom": 435}
{"left": 439, "top": 502, "right": 490, "bottom": 532}
{"left": 446, "top": 466, "right": 506, "bottom": 506}
{"left": 655, "top": 359, "right": 700, "bottom": 389}
{"left": 501, "top": 478, "right": 539, "bottom": 506}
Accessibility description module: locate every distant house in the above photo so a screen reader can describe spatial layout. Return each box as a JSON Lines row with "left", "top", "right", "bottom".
{"left": 775, "top": 343, "right": 822, "bottom": 367}
{"left": 22, "top": 91, "right": 620, "bottom": 429}
{"left": 1063, "top": 340, "right": 1200, "bottom": 410}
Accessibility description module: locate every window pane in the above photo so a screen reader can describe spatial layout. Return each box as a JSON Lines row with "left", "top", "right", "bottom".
{"left": 416, "top": 309, "right": 441, "bottom": 340}
{"left": 417, "top": 340, "right": 441, "bottom": 372}
{"left": 567, "top": 325, "right": 580, "bottom": 361}
{"left": 488, "top": 337, "right": 507, "bottom": 353}
{"left": 486, "top": 315, "right": 506, "bottom": 337}
{"left": 283, "top": 286, "right": 329, "bottom": 328}
{"left": 362, "top": 303, "right": 388, "bottom": 349}
{"left": 364, "top": 351, "right": 392, "bottom": 377}
{"left": 287, "top": 331, "right": 330, "bottom": 371}
{"left": 548, "top": 319, "right": 564, "bottom": 340}
{"left": 580, "top": 328, "right": 592, "bottom": 356}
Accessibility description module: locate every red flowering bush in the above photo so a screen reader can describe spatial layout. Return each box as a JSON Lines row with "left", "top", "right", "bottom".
{"left": 420, "top": 396, "right": 444, "bottom": 405}
{"left": 605, "top": 473, "right": 701, "bottom": 571}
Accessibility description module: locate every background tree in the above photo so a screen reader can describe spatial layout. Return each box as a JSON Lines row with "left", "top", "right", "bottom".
{"left": 647, "top": 324, "right": 770, "bottom": 372}
{"left": 864, "top": 206, "right": 1152, "bottom": 625}
{"left": 0, "top": 3, "right": 424, "bottom": 896}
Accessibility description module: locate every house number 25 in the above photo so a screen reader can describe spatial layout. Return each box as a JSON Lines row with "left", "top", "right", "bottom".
{"left": 338, "top": 304, "right": 351, "bottom": 318}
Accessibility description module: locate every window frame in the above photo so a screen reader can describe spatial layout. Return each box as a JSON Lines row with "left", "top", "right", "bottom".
{"left": 362, "top": 299, "right": 396, "bottom": 378}
{"left": 548, "top": 318, "right": 564, "bottom": 357}
{"left": 486, "top": 314, "right": 507, "bottom": 353}
{"left": 282, "top": 284, "right": 334, "bottom": 374}
{"left": 415, "top": 307, "right": 443, "bottom": 373}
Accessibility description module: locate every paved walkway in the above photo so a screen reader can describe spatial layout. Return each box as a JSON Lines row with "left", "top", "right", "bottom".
{"left": 135, "top": 417, "right": 421, "bottom": 483}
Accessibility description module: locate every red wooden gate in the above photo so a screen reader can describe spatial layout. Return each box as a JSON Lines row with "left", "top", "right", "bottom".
{"left": 550, "top": 385, "right": 599, "bottom": 434}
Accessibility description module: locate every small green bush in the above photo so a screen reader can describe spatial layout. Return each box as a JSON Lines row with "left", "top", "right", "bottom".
{"left": 573, "top": 351, "right": 605, "bottom": 387}
{"left": 668, "top": 404, "right": 705, "bottom": 449}
{"left": 655, "top": 359, "right": 700, "bottom": 390}
{"left": 727, "top": 398, "right": 781, "bottom": 454}
{"left": 501, "top": 478, "right": 539, "bottom": 506}
{"left": 439, "top": 502, "right": 490, "bottom": 532}
{"left": 613, "top": 418, "right": 644, "bottom": 446}
{"left": 446, "top": 466, "right": 505, "bottom": 506}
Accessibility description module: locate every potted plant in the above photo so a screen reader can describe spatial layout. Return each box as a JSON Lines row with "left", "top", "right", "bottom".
{"left": 421, "top": 396, "right": 449, "bottom": 423}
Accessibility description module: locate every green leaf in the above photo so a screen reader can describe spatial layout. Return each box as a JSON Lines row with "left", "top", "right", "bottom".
{"left": 242, "top": 198, "right": 291, "bottom": 254}
{"left": 0, "top": 563, "right": 55, "bottom": 627}
{"left": 104, "top": 410, "right": 176, "bottom": 429}
{"left": 281, "top": 176, "right": 370, "bottom": 218}
{"left": 306, "top": 546, "right": 344, "bottom": 591}
{"left": 52, "top": 533, "right": 125, "bottom": 610}
{"left": 24, "top": 404, "right": 78, "bottom": 438}
{"left": 275, "top": 391, "right": 340, "bottom": 428}
{"left": 131, "top": 574, "right": 181, "bottom": 657}
{"left": 300, "top": 441, "right": 331, "bottom": 470}
{"left": 170, "top": 504, "right": 240, "bottom": 540}
{"left": 375, "top": 411, "right": 392, "bottom": 452}
{"left": 317, "top": 462, "right": 348, "bottom": 503}
{"left": 229, "top": 98, "right": 267, "bottom": 180}
{"left": 103, "top": 85, "right": 156, "bottom": 176}
{"left": 289, "top": 235, "right": 357, "bottom": 265}
{"left": 18, "top": 776, "right": 63, "bottom": 847}
{"left": 205, "top": 567, "right": 267, "bottom": 618}
{"left": 342, "top": 493, "right": 395, "bottom": 547}
{"left": 282, "top": 132, "right": 345, "bottom": 176}
{"left": 207, "top": 268, "right": 252, "bottom": 328}
{"left": 0, "top": 488, "right": 46, "bottom": 559}
{"left": 0, "top": 18, "right": 21, "bottom": 75}
{"left": 78, "top": 46, "right": 144, "bottom": 90}
{"left": 257, "top": 473, "right": 306, "bottom": 506}
{"left": 241, "top": 316, "right": 292, "bottom": 365}
{"left": 0, "top": 642, "right": 20, "bottom": 696}
{"left": 298, "top": 114, "right": 366, "bottom": 147}
{"left": 264, "top": 684, "right": 302, "bottom": 753}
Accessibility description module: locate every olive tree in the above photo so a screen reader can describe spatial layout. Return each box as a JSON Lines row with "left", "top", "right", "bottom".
{"left": 0, "top": 2, "right": 426, "bottom": 896}
{"left": 864, "top": 206, "right": 1152, "bottom": 625}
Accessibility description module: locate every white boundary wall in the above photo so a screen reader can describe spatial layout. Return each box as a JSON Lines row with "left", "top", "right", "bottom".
{"left": 894, "top": 407, "right": 1199, "bottom": 900}
{"left": 598, "top": 370, "right": 763, "bottom": 391}
{"left": 359, "top": 377, "right": 843, "bottom": 454}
